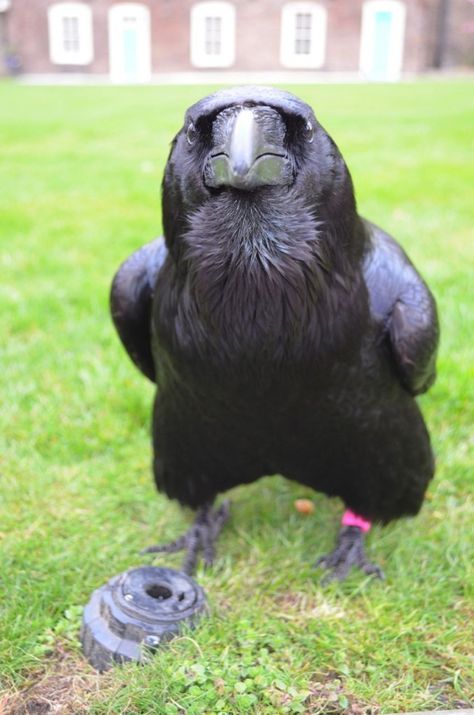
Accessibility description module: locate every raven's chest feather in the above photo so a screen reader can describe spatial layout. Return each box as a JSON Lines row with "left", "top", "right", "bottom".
{"left": 153, "top": 194, "right": 368, "bottom": 383}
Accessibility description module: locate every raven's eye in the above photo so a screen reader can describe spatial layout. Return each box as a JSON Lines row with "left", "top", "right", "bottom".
{"left": 186, "top": 122, "right": 197, "bottom": 145}
{"left": 304, "top": 121, "right": 314, "bottom": 143}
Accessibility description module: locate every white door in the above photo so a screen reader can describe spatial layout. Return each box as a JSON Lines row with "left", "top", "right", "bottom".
{"left": 109, "top": 3, "right": 151, "bottom": 83}
{"left": 360, "top": 1, "right": 406, "bottom": 81}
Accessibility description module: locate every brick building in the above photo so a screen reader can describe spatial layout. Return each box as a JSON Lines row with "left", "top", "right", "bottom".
{"left": 1, "top": 0, "right": 473, "bottom": 81}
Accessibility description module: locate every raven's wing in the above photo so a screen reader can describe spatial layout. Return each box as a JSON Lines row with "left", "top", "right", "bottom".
{"left": 110, "top": 237, "right": 168, "bottom": 383}
{"left": 362, "top": 220, "right": 439, "bottom": 396}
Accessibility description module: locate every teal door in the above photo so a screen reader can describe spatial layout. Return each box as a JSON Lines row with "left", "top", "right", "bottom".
{"left": 109, "top": 5, "right": 151, "bottom": 83}
{"left": 122, "top": 25, "right": 139, "bottom": 78}
{"left": 372, "top": 10, "right": 392, "bottom": 78}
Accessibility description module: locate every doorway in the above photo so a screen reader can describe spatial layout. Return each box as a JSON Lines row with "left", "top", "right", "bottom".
{"left": 109, "top": 3, "right": 151, "bottom": 82}
{"left": 359, "top": 1, "right": 406, "bottom": 81}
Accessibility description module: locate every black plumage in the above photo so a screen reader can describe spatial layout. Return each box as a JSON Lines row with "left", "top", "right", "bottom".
{"left": 111, "top": 87, "right": 439, "bottom": 579}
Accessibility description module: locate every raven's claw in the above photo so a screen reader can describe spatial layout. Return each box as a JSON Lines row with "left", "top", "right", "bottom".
{"left": 141, "top": 501, "right": 230, "bottom": 575}
{"left": 314, "top": 526, "right": 384, "bottom": 584}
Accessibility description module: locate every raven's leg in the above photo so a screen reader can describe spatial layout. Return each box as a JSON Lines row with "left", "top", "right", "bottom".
{"left": 141, "top": 501, "right": 230, "bottom": 575}
{"left": 314, "top": 510, "right": 384, "bottom": 583}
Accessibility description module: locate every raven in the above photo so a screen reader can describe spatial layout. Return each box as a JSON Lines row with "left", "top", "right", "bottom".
{"left": 111, "top": 87, "right": 439, "bottom": 581}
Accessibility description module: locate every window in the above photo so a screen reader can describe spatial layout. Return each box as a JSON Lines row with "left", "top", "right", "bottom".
{"left": 108, "top": 4, "right": 151, "bottom": 82}
{"left": 205, "top": 16, "right": 222, "bottom": 56}
{"left": 48, "top": 2, "right": 93, "bottom": 65}
{"left": 294, "top": 12, "right": 312, "bottom": 55}
{"left": 190, "top": 2, "right": 235, "bottom": 68}
{"left": 359, "top": 1, "right": 406, "bottom": 80}
{"left": 280, "top": 3, "right": 327, "bottom": 68}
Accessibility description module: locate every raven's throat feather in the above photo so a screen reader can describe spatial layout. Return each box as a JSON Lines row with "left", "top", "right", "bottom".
{"left": 186, "top": 193, "right": 325, "bottom": 318}
{"left": 159, "top": 191, "right": 365, "bottom": 368}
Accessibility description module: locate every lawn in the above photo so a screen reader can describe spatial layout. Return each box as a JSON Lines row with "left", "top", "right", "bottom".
{"left": 0, "top": 81, "right": 472, "bottom": 714}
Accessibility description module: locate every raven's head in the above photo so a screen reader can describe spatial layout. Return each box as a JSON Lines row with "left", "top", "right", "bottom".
{"left": 162, "top": 86, "right": 358, "bottom": 257}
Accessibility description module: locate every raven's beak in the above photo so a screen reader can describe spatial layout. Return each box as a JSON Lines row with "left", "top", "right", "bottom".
{"left": 228, "top": 109, "right": 259, "bottom": 178}
{"left": 204, "top": 108, "right": 293, "bottom": 190}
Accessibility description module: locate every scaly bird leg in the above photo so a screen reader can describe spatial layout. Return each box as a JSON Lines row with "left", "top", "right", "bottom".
{"left": 141, "top": 500, "right": 230, "bottom": 575}
{"left": 315, "top": 509, "right": 384, "bottom": 584}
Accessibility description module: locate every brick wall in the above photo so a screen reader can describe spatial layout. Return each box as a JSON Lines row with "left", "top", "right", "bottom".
{"left": 3, "top": 0, "right": 470, "bottom": 77}
{"left": 445, "top": 0, "right": 474, "bottom": 66}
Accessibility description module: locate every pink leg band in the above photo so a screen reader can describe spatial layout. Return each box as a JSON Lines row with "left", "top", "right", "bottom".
{"left": 342, "top": 509, "right": 372, "bottom": 533}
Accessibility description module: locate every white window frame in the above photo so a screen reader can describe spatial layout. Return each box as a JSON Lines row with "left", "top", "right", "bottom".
{"left": 190, "top": 1, "right": 236, "bottom": 68}
{"left": 108, "top": 3, "right": 151, "bottom": 83}
{"left": 48, "top": 2, "right": 93, "bottom": 65}
{"left": 280, "top": 2, "right": 327, "bottom": 69}
{"left": 359, "top": 0, "right": 406, "bottom": 81}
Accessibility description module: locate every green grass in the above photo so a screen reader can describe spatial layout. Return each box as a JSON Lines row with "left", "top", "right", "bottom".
{"left": 0, "top": 81, "right": 473, "bottom": 714}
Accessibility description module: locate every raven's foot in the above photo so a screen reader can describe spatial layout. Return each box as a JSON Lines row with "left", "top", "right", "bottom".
{"left": 141, "top": 501, "right": 230, "bottom": 575}
{"left": 315, "top": 518, "right": 384, "bottom": 584}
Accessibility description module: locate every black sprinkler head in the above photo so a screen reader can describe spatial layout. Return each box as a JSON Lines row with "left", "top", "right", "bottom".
{"left": 81, "top": 566, "right": 207, "bottom": 671}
